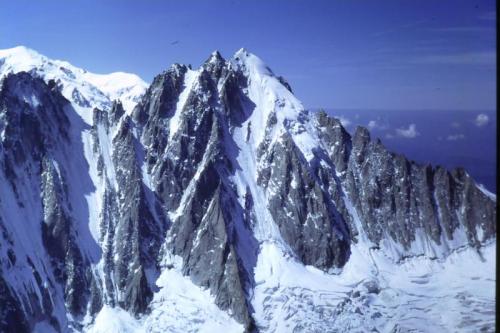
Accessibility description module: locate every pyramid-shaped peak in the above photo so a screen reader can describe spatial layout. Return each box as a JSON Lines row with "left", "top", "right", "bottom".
{"left": 205, "top": 50, "right": 226, "bottom": 65}
{"left": 234, "top": 47, "right": 250, "bottom": 58}
{"left": 211, "top": 50, "right": 223, "bottom": 58}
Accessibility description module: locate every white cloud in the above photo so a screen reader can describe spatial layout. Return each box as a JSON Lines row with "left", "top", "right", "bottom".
{"left": 450, "top": 121, "right": 461, "bottom": 128}
{"left": 475, "top": 113, "right": 489, "bottom": 127}
{"left": 337, "top": 116, "right": 351, "bottom": 127}
{"left": 395, "top": 124, "right": 419, "bottom": 138}
{"left": 367, "top": 120, "right": 388, "bottom": 130}
{"left": 367, "top": 120, "right": 377, "bottom": 129}
{"left": 446, "top": 134, "right": 465, "bottom": 141}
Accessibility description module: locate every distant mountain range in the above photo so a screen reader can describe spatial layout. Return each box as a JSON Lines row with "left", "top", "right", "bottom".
{"left": 0, "top": 46, "right": 496, "bottom": 332}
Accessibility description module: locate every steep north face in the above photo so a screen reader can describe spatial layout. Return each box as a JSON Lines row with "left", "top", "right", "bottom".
{"left": 0, "top": 47, "right": 496, "bottom": 332}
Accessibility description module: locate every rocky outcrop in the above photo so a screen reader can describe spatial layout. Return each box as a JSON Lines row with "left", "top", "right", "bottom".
{"left": 260, "top": 131, "right": 350, "bottom": 269}
{"left": 315, "top": 110, "right": 496, "bottom": 258}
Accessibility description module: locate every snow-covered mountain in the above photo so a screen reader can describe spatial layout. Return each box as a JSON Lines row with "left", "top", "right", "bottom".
{"left": 0, "top": 46, "right": 147, "bottom": 120}
{"left": 0, "top": 46, "right": 496, "bottom": 333}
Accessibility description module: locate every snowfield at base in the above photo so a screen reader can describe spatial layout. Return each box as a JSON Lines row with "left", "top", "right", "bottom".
{"left": 252, "top": 240, "right": 496, "bottom": 333}
{"left": 85, "top": 253, "right": 244, "bottom": 333}
{"left": 86, "top": 238, "right": 496, "bottom": 333}
{"left": 86, "top": 306, "right": 141, "bottom": 333}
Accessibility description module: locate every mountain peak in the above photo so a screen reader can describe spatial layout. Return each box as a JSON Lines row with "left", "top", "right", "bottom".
{"left": 0, "top": 45, "right": 47, "bottom": 72}
{"left": 0, "top": 46, "right": 147, "bottom": 118}
{"left": 231, "top": 48, "right": 274, "bottom": 78}
{"left": 234, "top": 47, "right": 250, "bottom": 58}
{"left": 204, "top": 50, "right": 226, "bottom": 66}
{"left": 0, "top": 45, "right": 41, "bottom": 58}
{"left": 234, "top": 47, "right": 246, "bottom": 56}
{"left": 210, "top": 50, "right": 223, "bottom": 59}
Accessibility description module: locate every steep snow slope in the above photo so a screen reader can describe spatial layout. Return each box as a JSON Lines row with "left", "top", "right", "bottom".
{"left": 85, "top": 252, "right": 244, "bottom": 333}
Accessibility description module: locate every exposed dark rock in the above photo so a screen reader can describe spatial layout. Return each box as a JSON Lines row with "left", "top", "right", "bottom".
{"left": 262, "top": 132, "right": 350, "bottom": 269}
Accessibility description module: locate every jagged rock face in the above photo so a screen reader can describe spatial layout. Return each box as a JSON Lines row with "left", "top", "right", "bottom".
{"left": 260, "top": 132, "right": 350, "bottom": 269}
{"left": 0, "top": 73, "right": 93, "bottom": 332}
{"left": 314, "top": 110, "right": 496, "bottom": 255}
{"left": 0, "top": 49, "right": 496, "bottom": 333}
{"left": 109, "top": 116, "right": 161, "bottom": 313}
{"left": 327, "top": 123, "right": 496, "bottom": 256}
{"left": 139, "top": 57, "right": 259, "bottom": 326}
{"left": 91, "top": 106, "right": 167, "bottom": 315}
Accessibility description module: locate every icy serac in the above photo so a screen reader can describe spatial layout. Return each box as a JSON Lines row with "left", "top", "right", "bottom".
{"left": 0, "top": 47, "right": 496, "bottom": 333}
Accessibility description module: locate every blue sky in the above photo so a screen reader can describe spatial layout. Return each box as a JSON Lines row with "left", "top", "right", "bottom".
{"left": 0, "top": 0, "right": 496, "bottom": 110}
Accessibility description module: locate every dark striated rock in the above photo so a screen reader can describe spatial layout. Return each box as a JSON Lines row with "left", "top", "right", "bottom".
{"left": 110, "top": 116, "right": 165, "bottom": 314}
{"left": 169, "top": 165, "right": 255, "bottom": 327}
{"left": 261, "top": 132, "right": 350, "bottom": 269}
{"left": 109, "top": 100, "right": 125, "bottom": 124}
{"left": 315, "top": 118, "right": 496, "bottom": 256}
{"left": 40, "top": 157, "right": 90, "bottom": 316}
{"left": 0, "top": 276, "right": 30, "bottom": 333}
{"left": 315, "top": 110, "right": 351, "bottom": 173}
{"left": 0, "top": 72, "right": 93, "bottom": 329}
